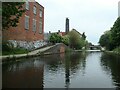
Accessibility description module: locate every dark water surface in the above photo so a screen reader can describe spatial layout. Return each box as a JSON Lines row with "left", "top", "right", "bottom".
{"left": 2, "top": 51, "right": 120, "bottom": 89}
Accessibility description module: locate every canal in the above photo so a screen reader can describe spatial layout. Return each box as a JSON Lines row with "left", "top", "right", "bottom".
{"left": 2, "top": 51, "right": 120, "bottom": 89}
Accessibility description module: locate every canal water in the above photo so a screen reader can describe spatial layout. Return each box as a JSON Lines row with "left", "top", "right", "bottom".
{"left": 2, "top": 51, "right": 120, "bottom": 89}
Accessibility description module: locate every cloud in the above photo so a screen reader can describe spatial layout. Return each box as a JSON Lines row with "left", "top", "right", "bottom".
{"left": 36, "top": 0, "right": 120, "bottom": 44}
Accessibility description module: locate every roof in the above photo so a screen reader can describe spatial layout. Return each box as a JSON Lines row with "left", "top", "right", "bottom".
{"left": 36, "top": 1, "right": 44, "bottom": 9}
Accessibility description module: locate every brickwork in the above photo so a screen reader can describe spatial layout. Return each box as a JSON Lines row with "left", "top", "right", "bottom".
{"left": 60, "top": 46, "right": 65, "bottom": 53}
{"left": 3, "top": 1, "right": 44, "bottom": 41}
{"left": 42, "top": 43, "right": 68, "bottom": 54}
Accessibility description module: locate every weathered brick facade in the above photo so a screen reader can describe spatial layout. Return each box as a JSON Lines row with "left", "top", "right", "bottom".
{"left": 3, "top": 1, "right": 44, "bottom": 41}
{"left": 2, "top": 1, "right": 45, "bottom": 50}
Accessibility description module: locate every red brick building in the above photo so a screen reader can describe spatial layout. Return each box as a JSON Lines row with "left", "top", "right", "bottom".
{"left": 3, "top": 1, "right": 45, "bottom": 49}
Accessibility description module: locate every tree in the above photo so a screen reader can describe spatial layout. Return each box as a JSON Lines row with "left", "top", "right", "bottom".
{"left": 99, "top": 17, "right": 120, "bottom": 50}
{"left": 62, "top": 35, "right": 70, "bottom": 46}
{"left": 99, "top": 31, "right": 113, "bottom": 50}
{"left": 2, "top": 2, "right": 25, "bottom": 30}
{"left": 82, "top": 32, "right": 86, "bottom": 40}
{"left": 68, "top": 29, "right": 85, "bottom": 49}
{"left": 111, "top": 17, "right": 120, "bottom": 48}
{"left": 49, "top": 33, "right": 62, "bottom": 44}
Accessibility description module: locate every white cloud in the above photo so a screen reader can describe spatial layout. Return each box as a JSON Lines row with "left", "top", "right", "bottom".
{"left": 36, "top": 0, "right": 120, "bottom": 44}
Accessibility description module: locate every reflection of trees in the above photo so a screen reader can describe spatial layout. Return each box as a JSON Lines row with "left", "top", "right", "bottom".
{"left": 41, "top": 54, "right": 63, "bottom": 72}
{"left": 65, "top": 52, "right": 88, "bottom": 75}
{"left": 101, "top": 53, "right": 120, "bottom": 89}
{"left": 64, "top": 51, "right": 88, "bottom": 88}
{"left": 3, "top": 52, "right": 88, "bottom": 88}
{"left": 41, "top": 52, "right": 88, "bottom": 88}
{"left": 2, "top": 57, "right": 44, "bottom": 88}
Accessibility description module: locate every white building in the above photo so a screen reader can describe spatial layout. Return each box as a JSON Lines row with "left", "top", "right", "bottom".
{"left": 118, "top": 1, "right": 120, "bottom": 17}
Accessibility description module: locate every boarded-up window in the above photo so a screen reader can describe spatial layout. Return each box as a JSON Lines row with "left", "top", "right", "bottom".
{"left": 26, "top": 0, "right": 29, "bottom": 10}
{"left": 25, "top": 15, "right": 29, "bottom": 30}
{"left": 40, "top": 10, "right": 42, "bottom": 17}
{"left": 39, "top": 21, "right": 42, "bottom": 33}
{"left": 33, "top": 19, "right": 36, "bottom": 31}
{"left": 33, "top": 6, "right": 36, "bottom": 14}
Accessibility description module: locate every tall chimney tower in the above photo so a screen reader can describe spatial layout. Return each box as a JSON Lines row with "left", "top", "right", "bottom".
{"left": 65, "top": 18, "right": 69, "bottom": 34}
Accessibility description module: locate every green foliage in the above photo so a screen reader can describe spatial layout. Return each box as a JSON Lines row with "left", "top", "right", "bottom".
{"left": 113, "top": 47, "right": 120, "bottom": 54}
{"left": 65, "top": 48, "right": 73, "bottom": 53}
{"left": 2, "top": 41, "right": 12, "bottom": 52}
{"left": 49, "top": 33, "right": 62, "bottom": 44}
{"left": 2, "top": 2, "right": 25, "bottom": 30}
{"left": 111, "top": 17, "right": 120, "bottom": 48}
{"left": 2, "top": 41, "right": 28, "bottom": 55}
{"left": 68, "top": 29, "right": 86, "bottom": 49}
{"left": 49, "top": 29, "right": 86, "bottom": 49}
{"left": 99, "top": 31, "right": 113, "bottom": 50}
{"left": 62, "top": 35, "right": 69, "bottom": 46}
{"left": 99, "top": 17, "right": 120, "bottom": 51}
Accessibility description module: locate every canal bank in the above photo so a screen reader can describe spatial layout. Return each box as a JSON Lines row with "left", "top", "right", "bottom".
{"left": 104, "top": 50, "right": 120, "bottom": 55}
{"left": 1, "top": 43, "right": 70, "bottom": 62}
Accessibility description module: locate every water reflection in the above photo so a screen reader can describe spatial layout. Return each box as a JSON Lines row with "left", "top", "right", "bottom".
{"left": 101, "top": 53, "right": 120, "bottom": 89}
{"left": 64, "top": 52, "right": 87, "bottom": 88}
{"left": 42, "top": 52, "right": 88, "bottom": 88}
{"left": 3, "top": 51, "right": 120, "bottom": 88}
{"left": 2, "top": 57, "right": 44, "bottom": 88}
{"left": 2, "top": 52, "right": 87, "bottom": 88}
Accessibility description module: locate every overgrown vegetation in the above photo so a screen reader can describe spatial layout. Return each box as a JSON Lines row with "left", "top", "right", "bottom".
{"left": 1, "top": 2, "right": 29, "bottom": 55}
{"left": 113, "top": 47, "right": 120, "bottom": 54}
{"left": 49, "top": 33, "right": 63, "bottom": 44}
{"left": 68, "top": 29, "right": 86, "bottom": 49}
{"left": 99, "top": 17, "right": 120, "bottom": 53}
{"left": 2, "top": 41, "right": 28, "bottom": 55}
{"left": 49, "top": 29, "right": 87, "bottom": 50}
{"left": 2, "top": 2, "right": 25, "bottom": 30}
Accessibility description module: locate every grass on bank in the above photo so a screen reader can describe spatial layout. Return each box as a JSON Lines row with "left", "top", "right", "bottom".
{"left": 113, "top": 47, "right": 120, "bottom": 54}
{"left": 2, "top": 41, "right": 29, "bottom": 55}
{"left": 2, "top": 47, "right": 29, "bottom": 55}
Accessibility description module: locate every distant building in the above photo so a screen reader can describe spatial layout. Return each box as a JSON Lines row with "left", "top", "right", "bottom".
{"left": 2, "top": 1, "right": 45, "bottom": 50}
{"left": 44, "top": 18, "right": 70, "bottom": 43}
{"left": 118, "top": 1, "right": 120, "bottom": 17}
{"left": 44, "top": 31, "right": 51, "bottom": 42}
{"left": 57, "top": 30, "right": 66, "bottom": 36}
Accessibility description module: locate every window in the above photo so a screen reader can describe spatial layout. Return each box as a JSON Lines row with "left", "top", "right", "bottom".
{"left": 33, "top": 19, "right": 36, "bottom": 31}
{"left": 39, "top": 21, "right": 42, "bottom": 33}
{"left": 26, "top": 0, "right": 29, "bottom": 10}
{"left": 40, "top": 10, "right": 42, "bottom": 17}
{"left": 25, "top": 15, "right": 29, "bottom": 30}
{"left": 33, "top": 6, "right": 36, "bottom": 14}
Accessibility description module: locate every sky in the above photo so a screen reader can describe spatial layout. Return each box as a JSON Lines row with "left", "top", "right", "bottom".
{"left": 36, "top": 0, "right": 120, "bottom": 45}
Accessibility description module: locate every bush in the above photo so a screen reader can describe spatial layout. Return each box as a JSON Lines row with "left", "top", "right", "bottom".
{"left": 113, "top": 47, "right": 120, "bottom": 54}
{"left": 49, "top": 33, "right": 62, "bottom": 44}
{"left": 62, "top": 35, "right": 70, "bottom": 46}
{"left": 68, "top": 29, "right": 85, "bottom": 49}
{"left": 2, "top": 41, "right": 28, "bottom": 55}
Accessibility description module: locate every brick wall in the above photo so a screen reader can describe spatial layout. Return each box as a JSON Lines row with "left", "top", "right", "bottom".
{"left": 42, "top": 43, "right": 68, "bottom": 55}
{"left": 3, "top": 1, "right": 44, "bottom": 41}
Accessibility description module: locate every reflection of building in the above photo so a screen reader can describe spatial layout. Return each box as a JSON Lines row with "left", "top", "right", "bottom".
{"left": 2, "top": 1, "right": 45, "bottom": 50}
{"left": 65, "top": 59, "right": 70, "bottom": 88}
{"left": 2, "top": 59, "right": 44, "bottom": 88}
{"left": 118, "top": 1, "right": 120, "bottom": 17}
